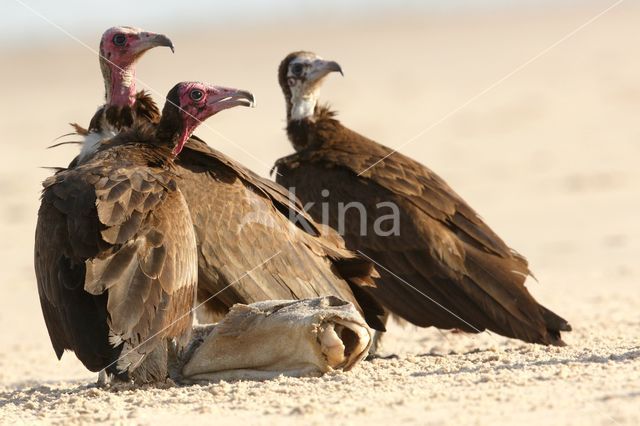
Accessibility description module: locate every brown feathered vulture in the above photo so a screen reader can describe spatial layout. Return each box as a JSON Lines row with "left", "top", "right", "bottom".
{"left": 173, "top": 132, "right": 385, "bottom": 330}
{"left": 71, "top": 26, "right": 173, "bottom": 166}
{"left": 34, "top": 81, "right": 254, "bottom": 383}
{"left": 62, "top": 28, "right": 386, "bottom": 334}
{"left": 273, "top": 51, "right": 571, "bottom": 346}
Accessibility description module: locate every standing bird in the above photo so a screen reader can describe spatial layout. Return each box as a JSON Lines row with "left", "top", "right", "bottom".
{"left": 35, "top": 81, "right": 254, "bottom": 383}
{"left": 273, "top": 51, "right": 571, "bottom": 346}
{"left": 69, "top": 26, "right": 174, "bottom": 166}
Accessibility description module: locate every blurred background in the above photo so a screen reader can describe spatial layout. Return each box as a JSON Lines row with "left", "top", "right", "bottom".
{"left": 0, "top": 0, "right": 638, "bottom": 386}
{"left": 1, "top": 0, "right": 583, "bottom": 47}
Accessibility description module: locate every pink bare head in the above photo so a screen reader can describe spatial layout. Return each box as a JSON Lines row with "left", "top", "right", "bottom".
{"left": 158, "top": 81, "right": 255, "bottom": 156}
{"left": 99, "top": 26, "right": 174, "bottom": 107}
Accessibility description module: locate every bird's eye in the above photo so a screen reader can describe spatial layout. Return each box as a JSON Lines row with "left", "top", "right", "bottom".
{"left": 190, "top": 89, "right": 204, "bottom": 101}
{"left": 291, "top": 63, "right": 304, "bottom": 76}
{"left": 112, "top": 33, "right": 127, "bottom": 46}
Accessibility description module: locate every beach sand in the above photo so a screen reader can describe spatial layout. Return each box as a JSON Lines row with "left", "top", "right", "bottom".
{"left": 0, "top": 2, "right": 639, "bottom": 424}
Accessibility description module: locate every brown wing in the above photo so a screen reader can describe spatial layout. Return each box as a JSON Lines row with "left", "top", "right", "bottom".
{"left": 275, "top": 117, "right": 570, "bottom": 345}
{"left": 35, "top": 145, "right": 197, "bottom": 377}
{"left": 174, "top": 137, "right": 385, "bottom": 329}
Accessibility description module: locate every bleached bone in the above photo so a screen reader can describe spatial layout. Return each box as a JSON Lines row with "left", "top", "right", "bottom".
{"left": 170, "top": 296, "right": 372, "bottom": 383}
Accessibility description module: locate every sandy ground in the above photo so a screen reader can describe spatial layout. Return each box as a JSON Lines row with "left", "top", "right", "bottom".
{"left": 1, "top": 2, "right": 639, "bottom": 425}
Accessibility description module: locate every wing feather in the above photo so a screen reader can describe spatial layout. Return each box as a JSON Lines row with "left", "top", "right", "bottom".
{"left": 35, "top": 143, "right": 197, "bottom": 377}
{"left": 274, "top": 116, "right": 569, "bottom": 345}
{"left": 174, "top": 138, "right": 384, "bottom": 329}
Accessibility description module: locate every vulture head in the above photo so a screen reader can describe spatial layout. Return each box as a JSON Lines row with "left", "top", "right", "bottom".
{"left": 157, "top": 81, "right": 255, "bottom": 155}
{"left": 278, "top": 51, "right": 342, "bottom": 121}
{"left": 99, "top": 26, "right": 174, "bottom": 107}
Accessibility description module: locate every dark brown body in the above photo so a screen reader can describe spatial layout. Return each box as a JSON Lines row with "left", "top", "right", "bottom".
{"left": 274, "top": 106, "right": 571, "bottom": 345}
{"left": 88, "top": 91, "right": 161, "bottom": 133}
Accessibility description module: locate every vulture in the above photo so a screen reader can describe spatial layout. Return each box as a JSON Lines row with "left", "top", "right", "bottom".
{"left": 34, "top": 81, "right": 254, "bottom": 383}
{"left": 272, "top": 51, "right": 572, "bottom": 346}
{"left": 173, "top": 133, "right": 385, "bottom": 330}
{"left": 71, "top": 26, "right": 173, "bottom": 166}
{"left": 61, "top": 28, "right": 386, "bottom": 337}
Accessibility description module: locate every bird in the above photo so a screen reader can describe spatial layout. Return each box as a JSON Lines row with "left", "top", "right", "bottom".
{"left": 69, "top": 26, "right": 174, "bottom": 166}
{"left": 171, "top": 109, "right": 386, "bottom": 330}
{"left": 59, "top": 28, "right": 385, "bottom": 333}
{"left": 272, "top": 51, "right": 571, "bottom": 346}
{"left": 34, "top": 81, "right": 254, "bottom": 383}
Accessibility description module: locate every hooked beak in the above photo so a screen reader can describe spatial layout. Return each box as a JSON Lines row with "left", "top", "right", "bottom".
{"left": 308, "top": 59, "right": 343, "bottom": 82}
{"left": 133, "top": 32, "right": 174, "bottom": 56}
{"left": 172, "top": 85, "right": 255, "bottom": 156}
{"left": 205, "top": 86, "right": 256, "bottom": 115}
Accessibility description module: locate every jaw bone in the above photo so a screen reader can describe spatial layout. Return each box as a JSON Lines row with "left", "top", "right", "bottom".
{"left": 172, "top": 296, "right": 372, "bottom": 383}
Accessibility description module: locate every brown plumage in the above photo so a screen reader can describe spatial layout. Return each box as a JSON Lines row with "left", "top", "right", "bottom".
{"left": 35, "top": 133, "right": 196, "bottom": 382}
{"left": 89, "top": 90, "right": 161, "bottom": 134}
{"left": 85, "top": 97, "right": 387, "bottom": 329}
{"left": 66, "top": 91, "right": 161, "bottom": 165}
{"left": 86, "top": 78, "right": 385, "bottom": 329}
{"left": 34, "top": 83, "right": 220, "bottom": 383}
{"left": 273, "top": 51, "right": 571, "bottom": 346}
{"left": 174, "top": 133, "right": 386, "bottom": 330}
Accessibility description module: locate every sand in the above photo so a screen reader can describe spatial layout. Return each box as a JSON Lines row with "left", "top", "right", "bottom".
{"left": 1, "top": 2, "right": 639, "bottom": 424}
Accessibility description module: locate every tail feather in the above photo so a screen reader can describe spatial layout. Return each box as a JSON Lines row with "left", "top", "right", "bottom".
{"left": 333, "top": 256, "right": 386, "bottom": 331}
{"left": 539, "top": 304, "right": 572, "bottom": 345}
{"left": 461, "top": 245, "right": 570, "bottom": 346}
{"left": 346, "top": 281, "right": 387, "bottom": 332}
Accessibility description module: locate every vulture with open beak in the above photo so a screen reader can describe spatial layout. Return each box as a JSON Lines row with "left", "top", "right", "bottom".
{"left": 59, "top": 28, "right": 385, "bottom": 333}
{"left": 272, "top": 51, "right": 571, "bottom": 346}
{"left": 69, "top": 26, "right": 173, "bottom": 166}
{"left": 34, "top": 81, "right": 254, "bottom": 383}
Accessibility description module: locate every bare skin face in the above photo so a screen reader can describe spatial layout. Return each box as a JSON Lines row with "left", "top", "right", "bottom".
{"left": 75, "top": 27, "right": 174, "bottom": 164}
{"left": 171, "top": 82, "right": 255, "bottom": 155}
{"left": 285, "top": 52, "right": 342, "bottom": 121}
{"left": 99, "top": 26, "right": 174, "bottom": 107}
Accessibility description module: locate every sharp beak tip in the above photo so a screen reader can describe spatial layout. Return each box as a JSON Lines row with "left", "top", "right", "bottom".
{"left": 328, "top": 61, "right": 343, "bottom": 76}
{"left": 151, "top": 34, "right": 174, "bottom": 52}
{"left": 243, "top": 91, "right": 256, "bottom": 108}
